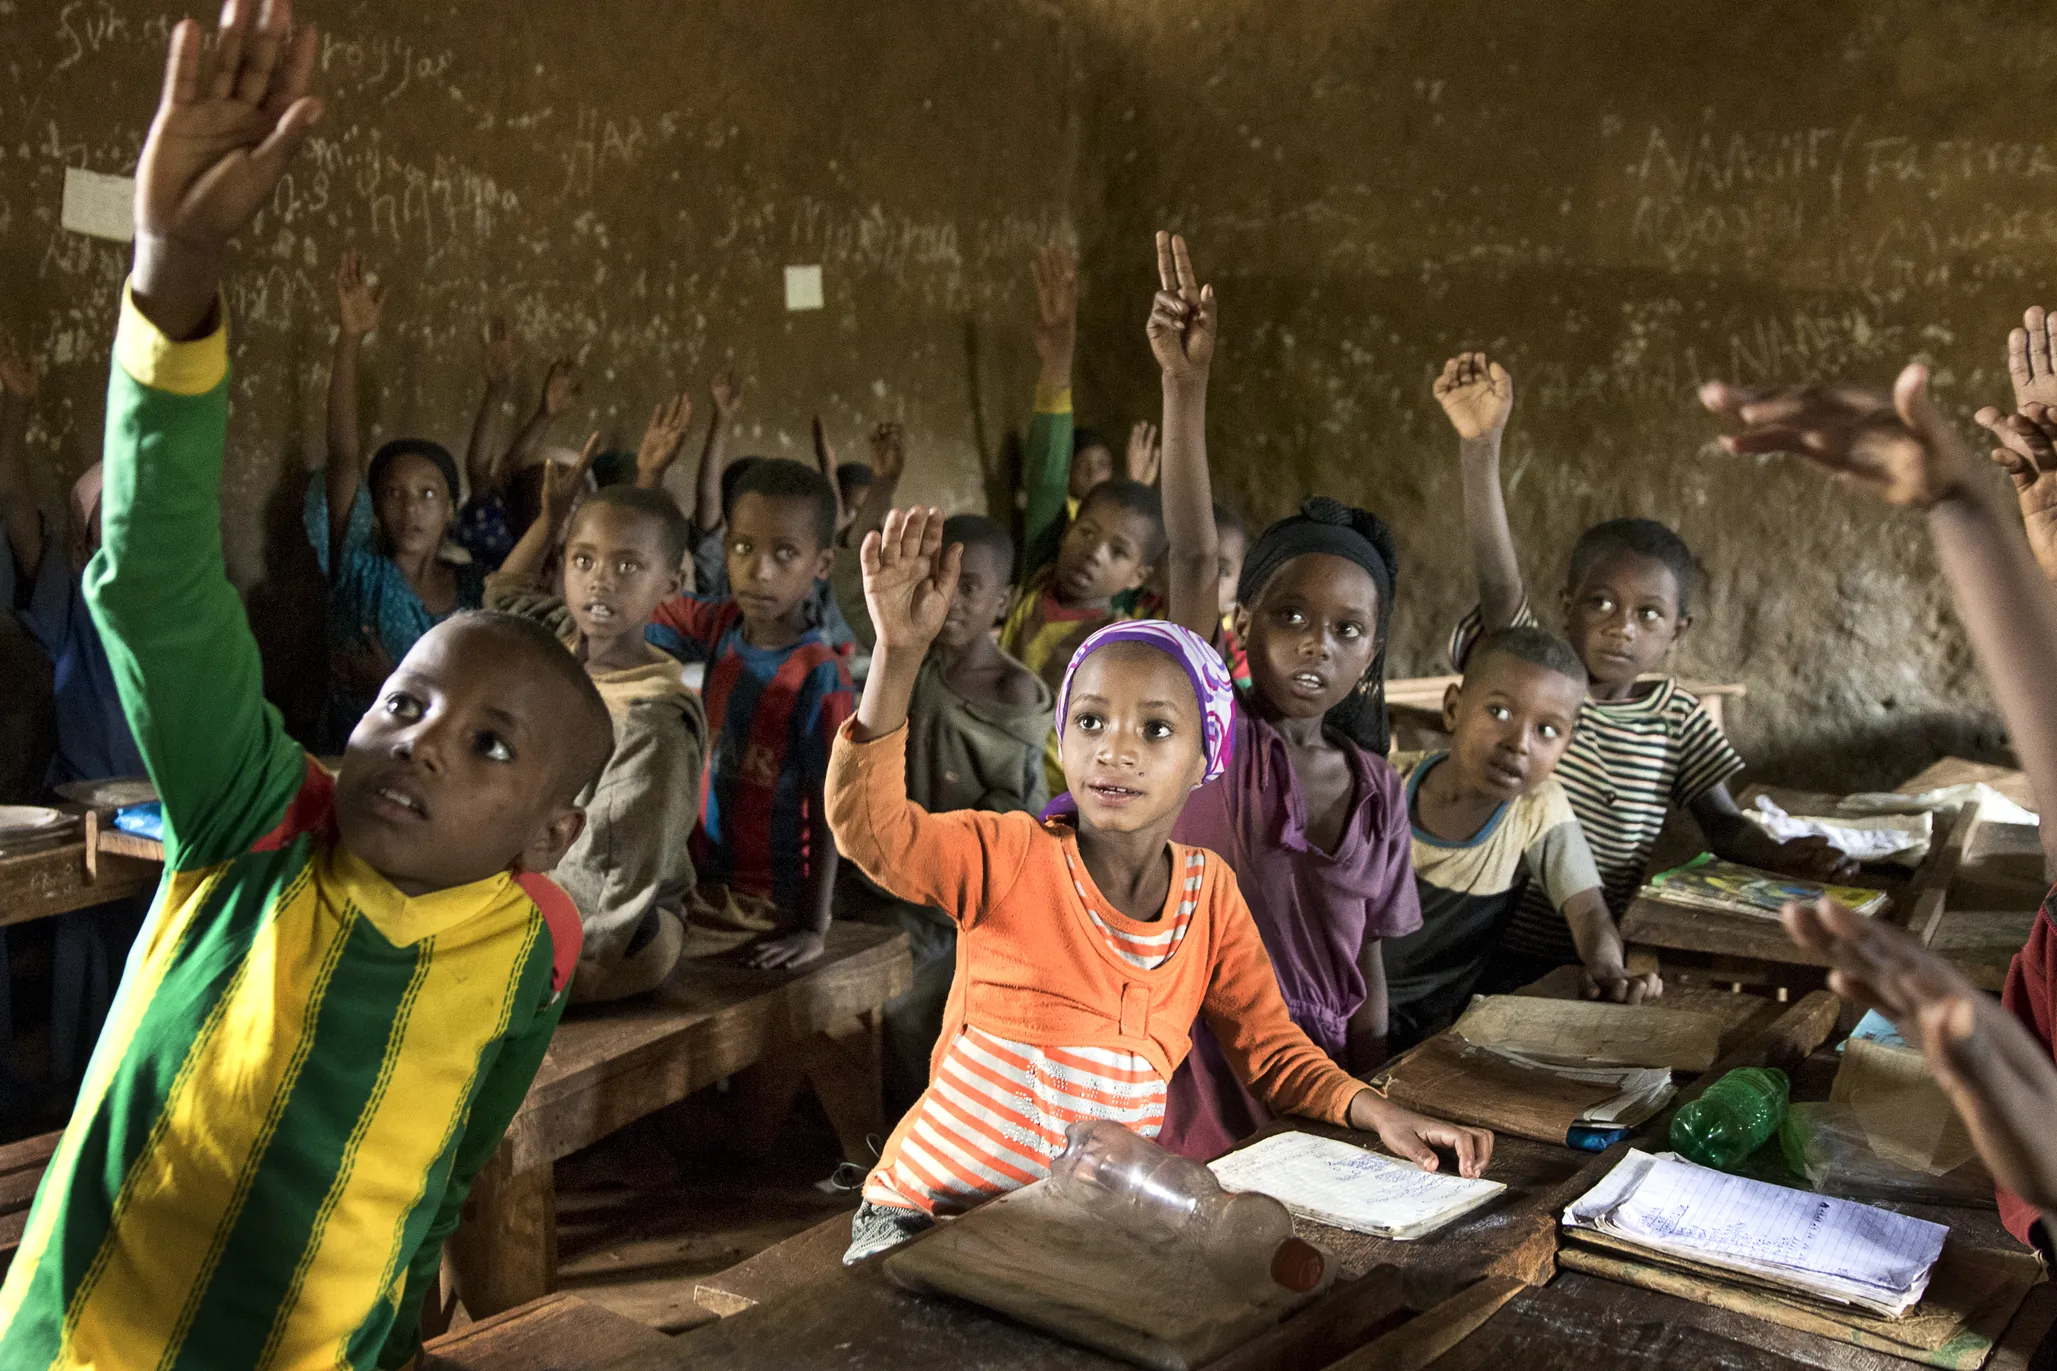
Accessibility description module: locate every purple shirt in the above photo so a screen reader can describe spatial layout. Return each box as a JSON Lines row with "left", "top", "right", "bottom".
{"left": 1160, "top": 705, "right": 1420, "bottom": 1159}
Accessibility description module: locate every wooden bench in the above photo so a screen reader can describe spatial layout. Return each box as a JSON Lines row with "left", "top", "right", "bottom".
{"left": 1, "top": 812, "right": 159, "bottom": 929}
{"left": 447, "top": 921, "right": 910, "bottom": 1318}
{"left": 420, "top": 1291, "right": 674, "bottom": 1370}
{"left": 0, "top": 1129, "right": 61, "bottom": 1275}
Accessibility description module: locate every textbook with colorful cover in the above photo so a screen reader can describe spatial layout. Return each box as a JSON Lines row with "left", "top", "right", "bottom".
{"left": 1637, "top": 854, "right": 1889, "bottom": 919}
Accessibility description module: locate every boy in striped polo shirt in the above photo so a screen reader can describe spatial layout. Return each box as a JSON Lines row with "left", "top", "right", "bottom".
{"left": 0, "top": 8, "right": 615, "bottom": 1367}
{"left": 1433, "top": 350, "right": 1855, "bottom": 990}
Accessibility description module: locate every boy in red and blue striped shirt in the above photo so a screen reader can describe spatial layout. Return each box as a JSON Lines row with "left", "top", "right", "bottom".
{"left": 648, "top": 457, "right": 854, "bottom": 970}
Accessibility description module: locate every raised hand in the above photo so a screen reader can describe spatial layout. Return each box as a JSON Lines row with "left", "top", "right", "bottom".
{"left": 811, "top": 414, "right": 838, "bottom": 476}
{"left": 1973, "top": 402, "right": 2057, "bottom": 582}
{"left": 1433, "top": 350, "right": 1514, "bottom": 442}
{"left": 542, "top": 357, "right": 580, "bottom": 418}
{"left": 1030, "top": 240, "right": 1079, "bottom": 376}
{"left": 869, "top": 421, "right": 906, "bottom": 483}
{"left": 134, "top": 0, "right": 322, "bottom": 340}
{"left": 1782, "top": 897, "right": 2057, "bottom": 1214}
{"left": 0, "top": 331, "right": 42, "bottom": 399}
{"left": 860, "top": 505, "right": 962, "bottom": 655}
{"left": 635, "top": 392, "right": 694, "bottom": 487}
{"left": 1699, "top": 365, "right": 1972, "bottom": 510}
{"left": 2006, "top": 307, "right": 2057, "bottom": 412}
{"left": 1125, "top": 419, "right": 1160, "bottom": 485}
{"left": 710, "top": 366, "right": 744, "bottom": 424}
{"left": 1147, "top": 231, "right": 1217, "bottom": 383}
{"left": 540, "top": 432, "right": 599, "bottom": 533}
{"left": 480, "top": 314, "right": 517, "bottom": 390}
{"left": 334, "top": 248, "right": 385, "bottom": 337}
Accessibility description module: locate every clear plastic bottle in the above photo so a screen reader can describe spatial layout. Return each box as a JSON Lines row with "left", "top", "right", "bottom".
{"left": 1670, "top": 1066, "right": 1790, "bottom": 1170}
{"left": 1049, "top": 1119, "right": 1331, "bottom": 1295}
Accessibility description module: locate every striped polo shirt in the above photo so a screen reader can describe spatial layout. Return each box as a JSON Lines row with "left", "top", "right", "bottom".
{"left": 0, "top": 289, "right": 581, "bottom": 1371}
{"left": 863, "top": 849, "right": 1205, "bottom": 1217}
{"left": 1451, "top": 603, "right": 1743, "bottom": 960}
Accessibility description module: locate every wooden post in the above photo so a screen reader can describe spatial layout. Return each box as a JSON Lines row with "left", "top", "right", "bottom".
{"left": 445, "top": 1138, "right": 557, "bottom": 1319}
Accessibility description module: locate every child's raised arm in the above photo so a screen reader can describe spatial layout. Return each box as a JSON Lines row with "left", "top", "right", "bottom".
{"left": 499, "top": 433, "right": 597, "bottom": 581}
{"left": 843, "top": 421, "right": 906, "bottom": 546}
{"left": 98, "top": 0, "right": 321, "bottom": 868}
{"left": 1783, "top": 897, "right": 2057, "bottom": 1224}
{"left": 1020, "top": 241, "right": 1078, "bottom": 578}
{"left": 463, "top": 313, "right": 517, "bottom": 500}
{"left": 1973, "top": 308, "right": 2057, "bottom": 582}
{"left": 0, "top": 332, "right": 44, "bottom": 579}
{"left": 501, "top": 356, "right": 579, "bottom": 478}
{"left": 1150, "top": 231, "right": 1222, "bottom": 642}
{"left": 691, "top": 365, "right": 741, "bottom": 536}
{"left": 812, "top": 415, "right": 846, "bottom": 532}
{"left": 1703, "top": 366, "right": 2057, "bottom": 872}
{"left": 322, "top": 248, "right": 384, "bottom": 570}
{"left": 1433, "top": 351, "right": 1523, "bottom": 631}
{"left": 853, "top": 505, "right": 962, "bottom": 741}
{"left": 632, "top": 391, "right": 693, "bottom": 490}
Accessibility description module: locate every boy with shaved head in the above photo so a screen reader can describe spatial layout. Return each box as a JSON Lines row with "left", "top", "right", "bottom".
{"left": 0, "top": 6, "right": 613, "bottom": 1367}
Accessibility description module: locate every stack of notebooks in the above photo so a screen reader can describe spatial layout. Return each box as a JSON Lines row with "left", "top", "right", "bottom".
{"left": 1208, "top": 1130, "right": 1504, "bottom": 1241}
{"left": 1563, "top": 1149, "right": 1947, "bottom": 1318}
{"left": 1639, "top": 854, "right": 1889, "bottom": 918}
{"left": 1372, "top": 996, "right": 1722, "bottom": 1147}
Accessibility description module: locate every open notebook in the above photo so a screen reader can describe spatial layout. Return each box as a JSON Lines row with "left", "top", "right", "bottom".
{"left": 1563, "top": 1149, "right": 1947, "bottom": 1318}
{"left": 1210, "top": 1131, "right": 1504, "bottom": 1241}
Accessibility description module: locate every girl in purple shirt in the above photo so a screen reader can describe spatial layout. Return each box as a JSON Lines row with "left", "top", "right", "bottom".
{"left": 1146, "top": 231, "right": 1424, "bottom": 1160}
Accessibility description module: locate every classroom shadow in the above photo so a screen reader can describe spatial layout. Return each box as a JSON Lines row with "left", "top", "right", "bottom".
{"left": 246, "top": 462, "right": 328, "bottom": 750}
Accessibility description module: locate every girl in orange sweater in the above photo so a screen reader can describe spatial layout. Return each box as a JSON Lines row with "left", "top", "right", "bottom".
{"left": 833, "top": 507, "right": 1493, "bottom": 1262}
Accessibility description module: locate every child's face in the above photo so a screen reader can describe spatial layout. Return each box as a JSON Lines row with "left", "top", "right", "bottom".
{"left": 1439, "top": 653, "right": 1584, "bottom": 803}
{"left": 1215, "top": 526, "right": 1247, "bottom": 617}
{"left": 562, "top": 504, "right": 683, "bottom": 650}
{"left": 1053, "top": 496, "right": 1155, "bottom": 607}
{"left": 1235, "top": 554, "right": 1380, "bottom": 721}
{"left": 1070, "top": 443, "right": 1115, "bottom": 502}
{"left": 1560, "top": 550, "right": 1690, "bottom": 689}
{"left": 335, "top": 619, "right": 590, "bottom": 896}
{"left": 372, "top": 451, "right": 453, "bottom": 558}
{"left": 938, "top": 541, "right": 1014, "bottom": 652}
{"left": 1059, "top": 642, "right": 1207, "bottom": 834}
{"left": 726, "top": 491, "right": 834, "bottom": 629}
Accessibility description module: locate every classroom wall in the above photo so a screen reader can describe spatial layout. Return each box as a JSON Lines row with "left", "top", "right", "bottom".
{"left": 1060, "top": 0, "right": 2042, "bottom": 790}
{"left": 3, "top": 0, "right": 2049, "bottom": 793}
{"left": 0, "top": 0, "right": 1081, "bottom": 764}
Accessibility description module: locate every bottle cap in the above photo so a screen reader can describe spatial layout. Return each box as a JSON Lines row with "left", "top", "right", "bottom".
{"left": 1270, "top": 1237, "right": 1325, "bottom": 1292}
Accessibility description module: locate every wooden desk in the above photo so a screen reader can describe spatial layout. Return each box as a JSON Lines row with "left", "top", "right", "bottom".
{"left": 448, "top": 923, "right": 910, "bottom": 1319}
{"left": 420, "top": 1291, "right": 674, "bottom": 1370}
{"left": 0, "top": 831, "right": 158, "bottom": 928}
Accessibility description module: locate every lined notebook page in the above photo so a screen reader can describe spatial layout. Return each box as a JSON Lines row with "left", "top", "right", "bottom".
{"left": 1611, "top": 1154, "right": 1946, "bottom": 1293}
{"left": 1210, "top": 1132, "right": 1503, "bottom": 1239}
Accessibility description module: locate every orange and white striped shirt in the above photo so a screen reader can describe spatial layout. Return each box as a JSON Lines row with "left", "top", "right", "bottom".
{"left": 865, "top": 851, "right": 1204, "bottom": 1216}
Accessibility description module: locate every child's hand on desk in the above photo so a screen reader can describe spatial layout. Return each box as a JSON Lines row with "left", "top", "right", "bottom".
{"left": 133, "top": 0, "right": 322, "bottom": 341}
{"left": 745, "top": 928, "right": 826, "bottom": 971}
{"left": 1782, "top": 897, "right": 2057, "bottom": 1216}
{"left": 1764, "top": 833, "right": 1859, "bottom": 884}
{"left": 1699, "top": 366, "right": 1974, "bottom": 511}
{"left": 1346, "top": 1091, "right": 1494, "bottom": 1178}
{"left": 1147, "top": 232, "right": 1216, "bottom": 386}
{"left": 1581, "top": 962, "right": 1662, "bottom": 1005}
{"left": 860, "top": 505, "right": 961, "bottom": 656}
{"left": 1433, "top": 350, "right": 1513, "bottom": 443}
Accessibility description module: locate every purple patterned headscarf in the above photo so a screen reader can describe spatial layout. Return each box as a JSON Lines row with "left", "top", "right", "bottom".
{"left": 1043, "top": 620, "right": 1236, "bottom": 820}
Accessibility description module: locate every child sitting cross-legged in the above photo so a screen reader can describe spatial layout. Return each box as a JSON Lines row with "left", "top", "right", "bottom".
{"left": 1383, "top": 627, "right": 1661, "bottom": 1050}
{"left": 487, "top": 431, "right": 709, "bottom": 1002}
{"left": 838, "top": 512, "right": 1052, "bottom": 1114}
{"left": 647, "top": 457, "right": 855, "bottom": 969}
{"left": 0, "top": 11, "right": 614, "bottom": 1365}
{"left": 834, "top": 506, "right": 1491, "bottom": 1263}
{"left": 1436, "top": 349, "right": 1852, "bottom": 992}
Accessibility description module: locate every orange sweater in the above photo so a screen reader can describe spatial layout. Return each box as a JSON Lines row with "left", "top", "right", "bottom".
{"left": 826, "top": 719, "right": 1367, "bottom": 1126}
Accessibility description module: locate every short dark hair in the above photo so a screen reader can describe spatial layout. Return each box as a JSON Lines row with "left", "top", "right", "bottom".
{"left": 835, "top": 461, "right": 875, "bottom": 495}
{"left": 1568, "top": 517, "right": 1698, "bottom": 614}
{"left": 942, "top": 513, "right": 1015, "bottom": 578}
{"left": 1467, "top": 625, "right": 1588, "bottom": 689}
{"left": 369, "top": 438, "right": 459, "bottom": 505}
{"left": 571, "top": 484, "right": 692, "bottom": 566}
{"left": 729, "top": 456, "right": 837, "bottom": 549}
{"left": 1073, "top": 426, "right": 1109, "bottom": 455}
{"left": 447, "top": 610, "right": 615, "bottom": 798}
{"left": 718, "top": 456, "right": 764, "bottom": 520}
{"left": 1078, "top": 478, "right": 1166, "bottom": 562}
{"left": 1213, "top": 501, "right": 1246, "bottom": 542}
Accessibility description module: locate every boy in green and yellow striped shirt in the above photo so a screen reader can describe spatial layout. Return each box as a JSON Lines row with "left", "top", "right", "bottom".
{"left": 0, "top": 6, "right": 615, "bottom": 1368}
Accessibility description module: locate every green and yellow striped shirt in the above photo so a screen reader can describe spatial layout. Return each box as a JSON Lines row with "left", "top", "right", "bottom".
{"left": 0, "top": 290, "right": 581, "bottom": 1371}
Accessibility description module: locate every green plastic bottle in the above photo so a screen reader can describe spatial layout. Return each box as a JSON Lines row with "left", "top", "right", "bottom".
{"left": 1670, "top": 1066, "right": 1790, "bottom": 1170}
